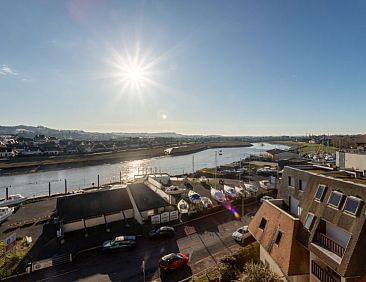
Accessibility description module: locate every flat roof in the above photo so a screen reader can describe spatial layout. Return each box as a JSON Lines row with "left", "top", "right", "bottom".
{"left": 129, "top": 183, "right": 170, "bottom": 211}
{"left": 57, "top": 188, "right": 132, "bottom": 222}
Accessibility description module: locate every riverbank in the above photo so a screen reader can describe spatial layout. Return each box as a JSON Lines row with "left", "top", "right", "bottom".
{"left": 0, "top": 141, "right": 251, "bottom": 176}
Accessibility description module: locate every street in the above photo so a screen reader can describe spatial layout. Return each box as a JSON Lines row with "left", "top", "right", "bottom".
{"left": 13, "top": 205, "right": 257, "bottom": 282}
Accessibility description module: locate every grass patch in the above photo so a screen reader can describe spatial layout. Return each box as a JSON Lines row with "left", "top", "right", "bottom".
{"left": 276, "top": 141, "right": 337, "bottom": 154}
{"left": 0, "top": 237, "right": 32, "bottom": 278}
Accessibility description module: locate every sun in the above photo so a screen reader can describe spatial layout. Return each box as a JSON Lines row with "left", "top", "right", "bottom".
{"left": 108, "top": 45, "right": 161, "bottom": 97}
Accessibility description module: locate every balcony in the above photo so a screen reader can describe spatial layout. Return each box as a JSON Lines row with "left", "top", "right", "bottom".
{"left": 315, "top": 232, "right": 345, "bottom": 258}
{"left": 311, "top": 261, "right": 340, "bottom": 282}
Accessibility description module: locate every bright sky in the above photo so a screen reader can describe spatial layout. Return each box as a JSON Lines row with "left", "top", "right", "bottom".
{"left": 1, "top": 0, "right": 365, "bottom": 136}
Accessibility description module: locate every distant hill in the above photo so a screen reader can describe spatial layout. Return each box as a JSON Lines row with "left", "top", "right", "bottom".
{"left": 0, "top": 125, "right": 185, "bottom": 140}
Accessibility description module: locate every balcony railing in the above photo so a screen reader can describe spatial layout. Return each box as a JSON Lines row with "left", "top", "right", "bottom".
{"left": 316, "top": 232, "right": 345, "bottom": 258}
{"left": 311, "top": 261, "right": 340, "bottom": 282}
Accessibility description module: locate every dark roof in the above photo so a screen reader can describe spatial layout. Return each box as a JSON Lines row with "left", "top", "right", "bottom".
{"left": 129, "top": 183, "right": 170, "bottom": 211}
{"left": 266, "top": 149, "right": 286, "bottom": 156}
{"left": 57, "top": 188, "right": 132, "bottom": 222}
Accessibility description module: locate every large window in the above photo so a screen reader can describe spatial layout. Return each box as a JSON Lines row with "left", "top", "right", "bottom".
{"left": 288, "top": 176, "right": 292, "bottom": 186}
{"left": 343, "top": 197, "right": 361, "bottom": 215}
{"left": 304, "top": 213, "right": 315, "bottom": 230}
{"left": 259, "top": 218, "right": 267, "bottom": 230}
{"left": 315, "top": 185, "right": 326, "bottom": 201}
{"left": 327, "top": 191, "right": 343, "bottom": 208}
{"left": 299, "top": 179, "right": 303, "bottom": 191}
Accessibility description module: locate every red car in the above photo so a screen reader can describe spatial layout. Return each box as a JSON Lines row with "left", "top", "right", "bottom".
{"left": 159, "top": 253, "right": 189, "bottom": 271}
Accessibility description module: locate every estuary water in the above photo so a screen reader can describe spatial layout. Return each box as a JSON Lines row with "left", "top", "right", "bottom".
{"left": 0, "top": 143, "right": 288, "bottom": 197}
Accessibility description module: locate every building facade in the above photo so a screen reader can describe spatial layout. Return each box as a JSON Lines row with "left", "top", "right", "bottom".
{"left": 249, "top": 166, "right": 366, "bottom": 282}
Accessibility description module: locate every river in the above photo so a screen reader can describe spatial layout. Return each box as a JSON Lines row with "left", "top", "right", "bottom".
{"left": 0, "top": 143, "right": 288, "bottom": 198}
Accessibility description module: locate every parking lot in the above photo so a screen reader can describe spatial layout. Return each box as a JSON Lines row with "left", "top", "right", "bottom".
{"left": 12, "top": 203, "right": 258, "bottom": 282}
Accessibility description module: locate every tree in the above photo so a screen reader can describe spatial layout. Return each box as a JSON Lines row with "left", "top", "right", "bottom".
{"left": 238, "top": 261, "right": 282, "bottom": 282}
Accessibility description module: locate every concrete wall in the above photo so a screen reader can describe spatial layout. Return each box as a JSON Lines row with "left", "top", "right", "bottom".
{"left": 145, "top": 177, "right": 174, "bottom": 204}
{"left": 126, "top": 186, "right": 144, "bottom": 224}
{"left": 105, "top": 212, "right": 124, "bottom": 222}
{"left": 344, "top": 152, "right": 366, "bottom": 172}
{"left": 260, "top": 245, "right": 309, "bottom": 282}
{"left": 63, "top": 220, "right": 84, "bottom": 232}
{"left": 85, "top": 216, "right": 105, "bottom": 228}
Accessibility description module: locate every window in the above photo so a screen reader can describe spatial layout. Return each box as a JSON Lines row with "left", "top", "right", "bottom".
{"left": 304, "top": 213, "right": 315, "bottom": 230}
{"left": 299, "top": 179, "right": 303, "bottom": 191}
{"left": 274, "top": 231, "right": 283, "bottom": 245}
{"left": 315, "top": 185, "right": 326, "bottom": 201}
{"left": 288, "top": 176, "right": 292, "bottom": 186}
{"left": 327, "top": 191, "right": 343, "bottom": 208}
{"left": 343, "top": 197, "right": 361, "bottom": 215}
{"left": 259, "top": 218, "right": 267, "bottom": 230}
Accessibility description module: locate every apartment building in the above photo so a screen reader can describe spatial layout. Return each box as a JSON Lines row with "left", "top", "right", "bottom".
{"left": 249, "top": 166, "right": 366, "bottom": 282}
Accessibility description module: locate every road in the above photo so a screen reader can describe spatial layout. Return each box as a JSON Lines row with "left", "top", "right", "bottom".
{"left": 12, "top": 207, "right": 257, "bottom": 282}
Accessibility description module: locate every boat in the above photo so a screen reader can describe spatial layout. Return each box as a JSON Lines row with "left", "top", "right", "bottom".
{"left": 223, "top": 185, "right": 238, "bottom": 199}
{"left": 0, "top": 194, "right": 27, "bottom": 207}
{"left": 165, "top": 185, "right": 186, "bottom": 195}
{"left": 210, "top": 188, "right": 226, "bottom": 203}
{"left": 201, "top": 197, "right": 213, "bottom": 208}
{"left": 259, "top": 180, "right": 273, "bottom": 190}
{"left": 188, "top": 190, "right": 201, "bottom": 204}
{"left": 234, "top": 186, "right": 250, "bottom": 197}
{"left": 199, "top": 176, "right": 208, "bottom": 183}
{"left": 244, "top": 183, "right": 258, "bottom": 193}
{"left": 0, "top": 207, "right": 14, "bottom": 224}
{"left": 177, "top": 199, "right": 189, "bottom": 214}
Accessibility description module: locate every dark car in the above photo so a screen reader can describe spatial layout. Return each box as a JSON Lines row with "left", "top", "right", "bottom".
{"left": 159, "top": 253, "right": 189, "bottom": 272}
{"left": 149, "top": 226, "right": 175, "bottom": 239}
{"left": 102, "top": 235, "right": 136, "bottom": 252}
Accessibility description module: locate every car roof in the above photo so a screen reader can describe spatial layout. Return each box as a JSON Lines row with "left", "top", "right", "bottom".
{"left": 114, "top": 235, "right": 136, "bottom": 242}
{"left": 162, "top": 253, "right": 178, "bottom": 261}
{"left": 160, "top": 226, "right": 174, "bottom": 231}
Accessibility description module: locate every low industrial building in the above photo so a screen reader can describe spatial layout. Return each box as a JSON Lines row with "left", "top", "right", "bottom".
{"left": 56, "top": 176, "right": 176, "bottom": 236}
{"left": 56, "top": 188, "right": 134, "bottom": 234}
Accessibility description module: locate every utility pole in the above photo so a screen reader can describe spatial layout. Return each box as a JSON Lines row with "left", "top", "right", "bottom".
{"left": 214, "top": 151, "right": 218, "bottom": 189}
{"left": 192, "top": 155, "right": 195, "bottom": 173}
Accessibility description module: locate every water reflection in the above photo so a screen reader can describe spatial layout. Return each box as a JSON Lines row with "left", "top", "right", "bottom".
{"left": 0, "top": 143, "right": 288, "bottom": 197}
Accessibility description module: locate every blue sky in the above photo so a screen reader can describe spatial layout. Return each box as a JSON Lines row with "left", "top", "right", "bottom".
{"left": 1, "top": 0, "right": 366, "bottom": 136}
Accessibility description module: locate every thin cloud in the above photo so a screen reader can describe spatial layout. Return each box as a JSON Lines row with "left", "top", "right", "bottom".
{"left": 0, "top": 64, "right": 17, "bottom": 76}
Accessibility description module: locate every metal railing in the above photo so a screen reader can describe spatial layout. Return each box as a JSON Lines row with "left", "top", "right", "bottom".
{"left": 316, "top": 232, "right": 345, "bottom": 258}
{"left": 311, "top": 261, "right": 340, "bottom": 282}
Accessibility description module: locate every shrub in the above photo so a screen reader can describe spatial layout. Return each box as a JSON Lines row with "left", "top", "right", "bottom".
{"left": 239, "top": 261, "right": 282, "bottom": 282}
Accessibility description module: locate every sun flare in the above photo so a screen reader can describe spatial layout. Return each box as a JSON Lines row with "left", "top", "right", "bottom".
{"left": 108, "top": 45, "right": 162, "bottom": 97}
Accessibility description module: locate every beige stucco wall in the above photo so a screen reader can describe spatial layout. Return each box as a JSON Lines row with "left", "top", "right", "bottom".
{"left": 63, "top": 220, "right": 84, "bottom": 232}
{"left": 344, "top": 153, "right": 366, "bottom": 172}
{"left": 260, "top": 245, "right": 309, "bottom": 282}
{"left": 85, "top": 216, "right": 105, "bottom": 228}
{"left": 105, "top": 212, "right": 124, "bottom": 222}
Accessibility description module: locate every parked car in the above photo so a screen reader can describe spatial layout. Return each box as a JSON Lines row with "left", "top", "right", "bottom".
{"left": 159, "top": 253, "right": 189, "bottom": 272}
{"left": 232, "top": 226, "right": 249, "bottom": 242}
{"left": 260, "top": 196, "right": 274, "bottom": 203}
{"left": 102, "top": 235, "right": 136, "bottom": 252}
{"left": 149, "top": 226, "right": 175, "bottom": 239}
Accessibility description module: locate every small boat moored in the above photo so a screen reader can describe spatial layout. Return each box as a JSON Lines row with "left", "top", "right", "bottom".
{"left": 177, "top": 199, "right": 189, "bottom": 214}
{"left": 0, "top": 194, "right": 27, "bottom": 207}
{"left": 0, "top": 206, "right": 14, "bottom": 224}
{"left": 201, "top": 197, "right": 213, "bottom": 208}
{"left": 188, "top": 190, "right": 201, "bottom": 204}
{"left": 210, "top": 188, "right": 226, "bottom": 203}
